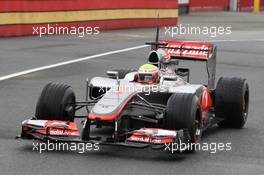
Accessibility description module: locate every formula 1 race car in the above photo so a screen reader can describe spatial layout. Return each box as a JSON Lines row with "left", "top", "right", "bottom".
{"left": 18, "top": 29, "right": 249, "bottom": 153}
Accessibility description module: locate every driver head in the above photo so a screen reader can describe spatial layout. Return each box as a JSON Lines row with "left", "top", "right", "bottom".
{"left": 137, "top": 64, "right": 160, "bottom": 84}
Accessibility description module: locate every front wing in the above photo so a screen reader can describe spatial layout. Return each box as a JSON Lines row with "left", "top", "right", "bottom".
{"left": 18, "top": 119, "right": 190, "bottom": 151}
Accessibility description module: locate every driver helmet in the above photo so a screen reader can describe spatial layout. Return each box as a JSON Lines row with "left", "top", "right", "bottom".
{"left": 137, "top": 64, "right": 160, "bottom": 84}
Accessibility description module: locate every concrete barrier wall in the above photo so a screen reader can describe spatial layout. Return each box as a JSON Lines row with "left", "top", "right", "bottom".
{"left": 189, "top": 0, "right": 229, "bottom": 11}
{"left": 0, "top": 0, "right": 178, "bottom": 37}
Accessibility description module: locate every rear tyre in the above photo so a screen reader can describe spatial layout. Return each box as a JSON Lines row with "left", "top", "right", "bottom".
{"left": 107, "top": 69, "right": 136, "bottom": 79}
{"left": 35, "top": 82, "right": 76, "bottom": 121}
{"left": 215, "top": 77, "right": 249, "bottom": 128}
{"left": 166, "top": 93, "right": 202, "bottom": 152}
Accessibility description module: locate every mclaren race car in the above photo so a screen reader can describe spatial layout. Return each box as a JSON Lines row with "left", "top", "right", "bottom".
{"left": 18, "top": 29, "right": 249, "bottom": 153}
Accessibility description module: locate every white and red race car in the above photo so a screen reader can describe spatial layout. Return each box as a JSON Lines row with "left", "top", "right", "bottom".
{"left": 18, "top": 30, "right": 249, "bottom": 153}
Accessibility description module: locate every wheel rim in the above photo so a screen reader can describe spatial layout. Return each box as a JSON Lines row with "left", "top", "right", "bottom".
{"left": 242, "top": 88, "right": 249, "bottom": 121}
{"left": 64, "top": 97, "right": 75, "bottom": 119}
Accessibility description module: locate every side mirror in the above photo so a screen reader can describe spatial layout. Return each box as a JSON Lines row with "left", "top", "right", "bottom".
{"left": 124, "top": 72, "right": 136, "bottom": 82}
{"left": 106, "top": 71, "right": 119, "bottom": 79}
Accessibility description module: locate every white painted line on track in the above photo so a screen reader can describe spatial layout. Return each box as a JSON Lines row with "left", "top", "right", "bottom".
{"left": 0, "top": 45, "right": 148, "bottom": 81}
{"left": 1, "top": 38, "right": 263, "bottom": 82}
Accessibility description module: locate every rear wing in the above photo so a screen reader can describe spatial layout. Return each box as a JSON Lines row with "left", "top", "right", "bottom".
{"left": 145, "top": 25, "right": 217, "bottom": 89}
{"left": 161, "top": 40, "right": 216, "bottom": 89}
{"left": 148, "top": 40, "right": 217, "bottom": 89}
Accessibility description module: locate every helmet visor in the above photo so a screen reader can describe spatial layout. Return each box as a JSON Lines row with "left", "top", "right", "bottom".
{"left": 138, "top": 73, "right": 155, "bottom": 82}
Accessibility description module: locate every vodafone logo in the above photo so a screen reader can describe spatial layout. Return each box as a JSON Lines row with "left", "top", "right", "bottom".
{"left": 167, "top": 44, "right": 209, "bottom": 56}
{"left": 159, "top": 40, "right": 211, "bottom": 59}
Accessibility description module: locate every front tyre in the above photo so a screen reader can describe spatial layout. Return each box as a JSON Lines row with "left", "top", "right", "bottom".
{"left": 166, "top": 93, "right": 202, "bottom": 152}
{"left": 215, "top": 77, "right": 249, "bottom": 128}
{"left": 35, "top": 83, "right": 76, "bottom": 121}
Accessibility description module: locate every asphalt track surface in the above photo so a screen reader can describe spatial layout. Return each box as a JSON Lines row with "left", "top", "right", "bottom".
{"left": 1, "top": 12, "right": 264, "bottom": 175}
